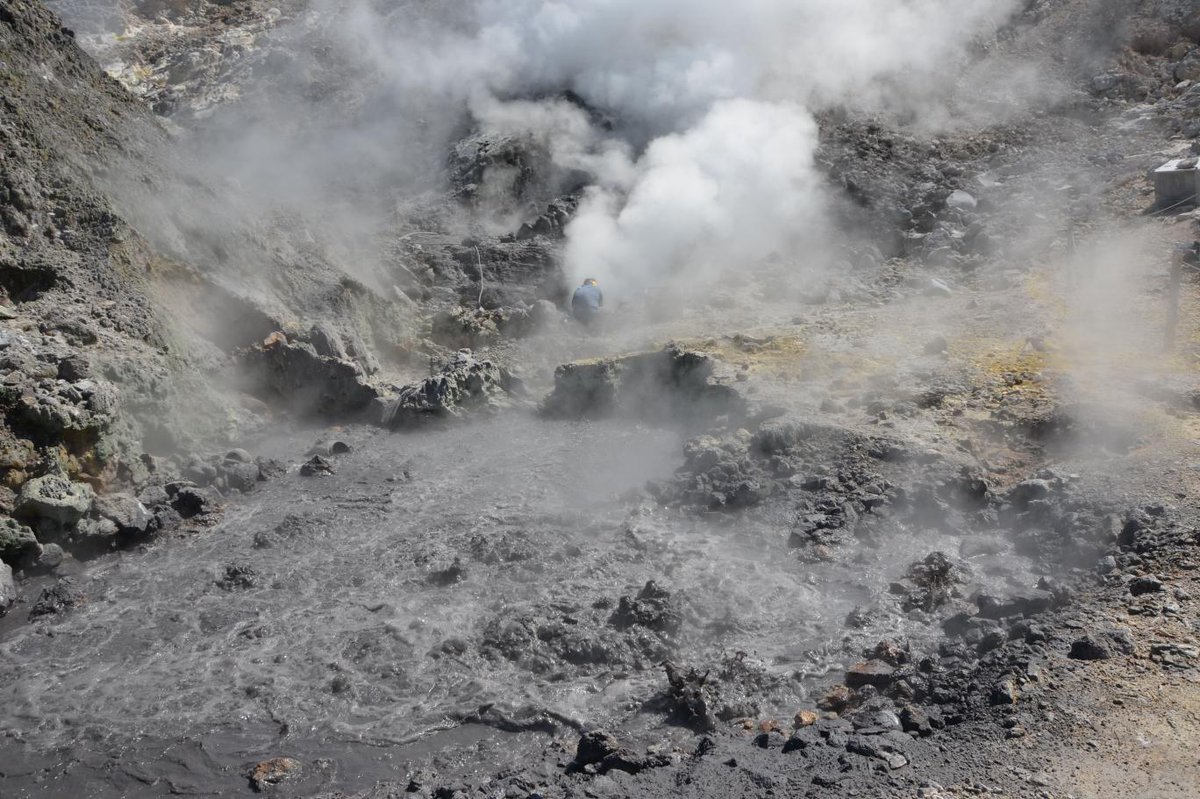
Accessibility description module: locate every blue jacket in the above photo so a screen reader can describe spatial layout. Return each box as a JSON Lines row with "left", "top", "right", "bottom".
{"left": 571, "top": 284, "right": 603, "bottom": 312}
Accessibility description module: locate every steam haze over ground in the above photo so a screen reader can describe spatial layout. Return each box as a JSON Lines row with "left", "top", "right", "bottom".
{"left": 96, "top": 0, "right": 1049, "bottom": 304}
{"left": 5, "top": 0, "right": 1200, "bottom": 796}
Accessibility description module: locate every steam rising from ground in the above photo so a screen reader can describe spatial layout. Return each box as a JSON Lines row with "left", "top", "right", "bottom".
{"left": 72, "top": 0, "right": 1030, "bottom": 310}
{"left": 335, "top": 0, "right": 1023, "bottom": 291}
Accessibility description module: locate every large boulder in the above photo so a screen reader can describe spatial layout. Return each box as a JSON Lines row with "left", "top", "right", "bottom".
{"left": 0, "top": 517, "right": 41, "bottom": 567}
{"left": 383, "top": 349, "right": 515, "bottom": 427}
{"left": 0, "top": 562, "right": 15, "bottom": 616}
{"left": 15, "top": 474, "right": 94, "bottom": 528}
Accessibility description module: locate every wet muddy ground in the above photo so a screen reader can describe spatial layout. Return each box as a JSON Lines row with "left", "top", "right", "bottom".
{"left": 0, "top": 401, "right": 1050, "bottom": 797}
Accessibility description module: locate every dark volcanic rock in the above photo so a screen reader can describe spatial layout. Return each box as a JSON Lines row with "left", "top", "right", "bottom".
{"left": 383, "top": 349, "right": 514, "bottom": 427}
{"left": 1068, "top": 629, "right": 1134, "bottom": 661}
{"left": 895, "top": 551, "right": 966, "bottom": 611}
{"left": 609, "top": 581, "right": 682, "bottom": 636}
{"left": 0, "top": 516, "right": 41, "bottom": 567}
{"left": 248, "top": 757, "right": 301, "bottom": 792}
{"left": 300, "top": 455, "right": 336, "bottom": 477}
{"left": 29, "top": 578, "right": 85, "bottom": 618}
{"left": 14, "top": 473, "right": 94, "bottom": 529}
{"left": 845, "top": 660, "right": 896, "bottom": 688}
{"left": 216, "top": 563, "right": 258, "bottom": 591}
{"left": 1129, "top": 575, "right": 1164, "bottom": 595}
{"left": 167, "top": 483, "right": 218, "bottom": 519}
{"left": 0, "top": 562, "right": 15, "bottom": 616}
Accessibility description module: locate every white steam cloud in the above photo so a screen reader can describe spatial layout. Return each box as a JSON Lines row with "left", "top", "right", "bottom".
{"left": 68, "top": 0, "right": 1028, "bottom": 318}
{"left": 329, "top": 0, "right": 1022, "bottom": 294}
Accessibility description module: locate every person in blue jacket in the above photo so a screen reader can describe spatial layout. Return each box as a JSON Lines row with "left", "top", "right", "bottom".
{"left": 570, "top": 278, "right": 603, "bottom": 326}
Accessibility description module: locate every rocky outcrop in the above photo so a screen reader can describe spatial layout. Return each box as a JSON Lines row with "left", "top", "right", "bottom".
{"left": 240, "top": 333, "right": 379, "bottom": 419}
{"left": 540, "top": 345, "right": 746, "bottom": 427}
{"left": 383, "top": 349, "right": 517, "bottom": 428}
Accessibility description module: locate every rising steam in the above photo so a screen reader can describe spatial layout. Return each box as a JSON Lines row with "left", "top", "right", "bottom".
{"left": 67, "top": 0, "right": 1028, "bottom": 314}
{"left": 333, "top": 0, "right": 1023, "bottom": 291}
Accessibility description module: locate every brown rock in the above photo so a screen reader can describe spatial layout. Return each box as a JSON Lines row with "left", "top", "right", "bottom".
{"left": 249, "top": 757, "right": 301, "bottom": 792}
{"left": 845, "top": 659, "right": 895, "bottom": 688}
{"left": 818, "top": 685, "right": 853, "bottom": 712}
{"left": 794, "top": 709, "right": 819, "bottom": 728}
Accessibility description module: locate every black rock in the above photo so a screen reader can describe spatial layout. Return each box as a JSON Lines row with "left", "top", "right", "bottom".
{"left": 29, "top": 578, "right": 85, "bottom": 618}
{"left": 222, "top": 462, "right": 262, "bottom": 492}
{"left": 575, "top": 730, "right": 620, "bottom": 766}
{"left": 1129, "top": 575, "right": 1164, "bottom": 596}
{"left": 300, "top": 455, "right": 335, "bottom": 477}
{"left": 166, "top": 483, "right": 216, "bottom": 519}
{"left": 1069, "top": 635, "right": 1110, "bottom": 660}
{"left": 217, "top": 563, "right": 258, "bottom": 591}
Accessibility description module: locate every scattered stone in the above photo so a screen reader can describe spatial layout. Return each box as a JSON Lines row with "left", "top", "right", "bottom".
{"left": 299, "top": 455, "right": 335, "bottom": 477}
{"left": 1149, "top": 642, "right": 1200, "bottom": 667}
{"left": 899, "top": 705, "right": 934, "bottom": 736}
{"left": 946, "top": 190, "right": 978, "bottom": 211}
{"left": 989, "top": 679, "right": 1019, "bottom": 706}
{"left": 610, "top": 581, "right": 681, "bottom": 636}
{"left": 1129, "top": 575, "right": 1164, "bottom": 596}
{"left": 845, "top": 660, "right": 895, "bottom": 689}
{"left": 216, "top": 563, "right": 258, "bottom": 591}
{"left": 222, "top": 462, "right": 262, "bottom": 492}
{"left": 28, "top": 578, "right": 85, "bottom": 618}
{"left": 14, "top": 473, "right": 94, "bottom": 526}
{"left": 663, "top": 662, "right": 715, "bottom": 730}
{"left": 540, "top": 345, "right": 744, "bottom": 426}
{"left": 242, "top": 337, "right": 378, "bottom": 418}
{"left": 34, "top": 543, "right": 64, "bottom": 571}
{"left": 0, "top": 562, "right": 15, "bottom": 616}
{"left": 167, "top": 484, "right": 217, "bottom": 519}
{"left": 794, "top": 709, "right": 819, "bottom": 728}
{"left": 248, "top": 757, "right": 301, "bottom": 792}
{"left": 1069, "top": 635, "right": 1110, "bottom": 661}
{"left": 1067, "top": 629, "right": 1134, "bottom": 661}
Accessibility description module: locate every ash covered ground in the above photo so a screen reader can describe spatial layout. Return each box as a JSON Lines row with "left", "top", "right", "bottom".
{"left": 2, "top": 0, "right": 1200, "bottom": 797}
